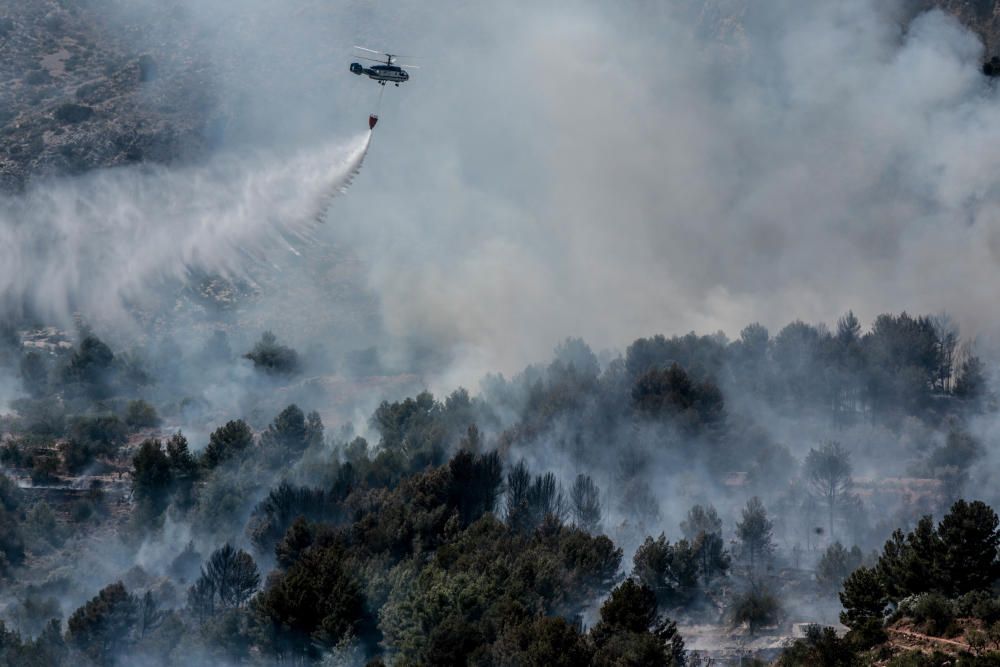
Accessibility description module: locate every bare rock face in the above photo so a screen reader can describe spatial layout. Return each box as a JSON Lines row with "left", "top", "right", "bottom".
{"left": 0, "top": 0, "right": 216, "bottom": 191}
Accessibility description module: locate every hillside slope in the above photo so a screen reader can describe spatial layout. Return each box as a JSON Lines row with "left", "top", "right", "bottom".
{"left": 0, "top": 0, "right": 213, "bottom": 191}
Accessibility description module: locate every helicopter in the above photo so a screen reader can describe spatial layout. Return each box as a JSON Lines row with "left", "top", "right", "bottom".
{"left": 350, "top": 46, "right": 417, "bottom": 86}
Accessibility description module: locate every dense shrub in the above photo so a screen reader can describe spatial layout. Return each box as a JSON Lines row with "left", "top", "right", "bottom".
{"left": 731, "top": 587, "right": 781, "bottom": 635}
{"left": 244, "top": 332, "right": 300, "bottom": 376}
{"left": 897, "top": 593, "right": 957, "bottom": 637}
{"left": 54, "top": 103, "right": 94, "bottom": 123}
{"left": 124, "top": 400, "right": 160, "bottom": 429}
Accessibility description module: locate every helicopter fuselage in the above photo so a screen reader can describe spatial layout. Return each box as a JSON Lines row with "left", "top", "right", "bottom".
{"left": 350, "top": 62, "right": 409, "bottom": 85}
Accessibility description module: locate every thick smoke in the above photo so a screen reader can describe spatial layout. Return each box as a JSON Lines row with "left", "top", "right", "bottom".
{"left": 4, "top": 1, "right": 999, "bottom": 384}
{"left": 0, "top": 133, "right": 370, "bottom": 325}
{"left": 320, "top": 1, "right": 1000, "bottom": 384}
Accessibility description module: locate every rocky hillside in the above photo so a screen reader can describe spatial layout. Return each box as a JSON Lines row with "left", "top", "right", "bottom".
{"left": 0, "top": 0, "right": 215, "bottom": 191}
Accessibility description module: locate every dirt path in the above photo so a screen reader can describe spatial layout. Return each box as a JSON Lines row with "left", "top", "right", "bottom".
{"left": 887, "top": 627, "right": 970, "bottom": 654}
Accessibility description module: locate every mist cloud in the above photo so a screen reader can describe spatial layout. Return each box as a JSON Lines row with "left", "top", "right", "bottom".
{"left": 0, "top": 133, "right": 369, "bottom": 324}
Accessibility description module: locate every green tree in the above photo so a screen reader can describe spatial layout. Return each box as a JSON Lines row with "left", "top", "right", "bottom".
{"left": 68, "top": 415, "right": 128, "bottom": 452}
{"left": 836, "top": 311, "right": 861, "bottom": 345}
{"left": 254, "top": 544, "right": 366, "bottom": 657}
{"left": 937, "top": 499, "right": 1000, "bottom": 596}
{"left": 370, "top": 391, "right": 449, "bottom": 470}
{"left": 187, "top": 544, "right": 260, "bottom": 619}
{"left": 632, "top": 534, "right": 699, "bottom": 609}
{"left": 491, "top": 616, "right": 594, "bottom": 666}
{"left": 569, "top": 473, "right": 602, "bottom": 533}
{"left": 591, "top": 579, "right": 686, "bottom": 666}
{"left": 504, "top": 463, "right": 566, "bottom": 532}
{"left": 203, "top": 419, "right": 254, "bottom": 469}
{"left": 680, "top": 504, "right": 722, "bottom": 541}
{"left": 804, "top": 442, "right": 852, "bottom": 541}
{"left": 777, "top": 624, "right": 857, "bottom": 667}
{"left": 730, "top": 586, "right": 780, "bottom": 635}
{"left": 876, "top": 517, "right": 942, "bottom": 598}
{"left": 872, "top": 502, "right": 999, "bottom": 601}
{"left": 248, "top": 482, "right": 333, "bottom": 555}
{"left": 66, "top": 582, "right": 139, "bottom": 665}
{"left": 245, "top": 331, "right": 300, "bottom": 376}
{"left": 168, "top": 541, "right": 202, "bottom": 581}
{"left": 862, "top": 313, "right": 940, "bottom": 415}
{"left": 736, "top": 497, "right": 774, "bottom": 575}
{"left": 839, "top": 566, "right": 886, "bottom": 629}
{"left": 186, "top": 576, "right": 216, "bottom": 623}
{"left": 275, "top": 516, "right": 317, "bottom": 569}
{"left": 448, "top": 448, "right": 503, "bottom": 527}
{"left": 730, "top": 323, "right": 770, "bottom": 396}
{"left": 632, "top": 363, "right": 724, "bottom": 430}
{"left": 423, "top": 615, "right": 484, "bottom": 667}
{"left": 0, "top": 473, "right": 24, "bottom": 570}
{"left": 124, "top": 400, "right": 160, "bottom": 429}
{"left": 771, "top": 321, "right": 827, "bottom": 407}
{"left": 63, "top": 334, "right": 115, "bottom": 394}
{"left": 132, "top": 439, "right": 173, "bottom": 517}
{"left": 505, "top": 460, "right": 533, "bottom": 533}
{"left": 553, "top": 337, "right": 600, "bottom": 378}
{"left": 0, "top": 618, "right": 68, "bottom": 666}
{"left": 260, "top": 405, "right": 322, "bottom": 454}
{"left": 618, "top": 478, "right": 662, "bottom": 526}
{"left": 681, "top": 504, "right": 729, "bottom": 583}
{"left": 165, "top": 432, "right": 198, "bottom": 478}
{"left": 137, "top": 591, "right": 165, "bottom": 640}
{"left": 691, "top": 530, "right": 730, "bottom": 584}
{"left": 527, "top": 472, "right": 567, "bottom": 525}
{"left": 816, "top": 542, "right": 863, "bottom": 593}
{"left": 591, "top": 579, "right": 659, "bottom": 641}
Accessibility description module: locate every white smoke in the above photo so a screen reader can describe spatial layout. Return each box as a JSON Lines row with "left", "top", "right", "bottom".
{"left": 0, "top": 132, "right": 370, "bottom": 324}
{"left": 319, "top": 2, "right": 1000, "bottom": 385}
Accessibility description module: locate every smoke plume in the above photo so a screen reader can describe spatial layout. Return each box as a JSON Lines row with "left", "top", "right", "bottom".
{"left": 0, "top": 133, "right": 370, "bottom": 324}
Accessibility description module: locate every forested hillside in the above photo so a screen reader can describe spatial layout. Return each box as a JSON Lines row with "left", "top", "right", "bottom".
{"left": 0, "top": 311, "right": 994, "bottom": 665}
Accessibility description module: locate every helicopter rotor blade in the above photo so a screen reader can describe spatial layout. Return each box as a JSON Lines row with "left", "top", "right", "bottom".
{"left": 356, "top": 56, "right": 385, "bottom": 63}
{"left": 353, "top": 45, "right": 384, "bottom": 55}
